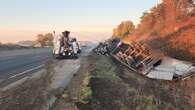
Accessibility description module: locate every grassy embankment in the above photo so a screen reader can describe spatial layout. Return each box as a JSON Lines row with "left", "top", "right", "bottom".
{"left": 76, "top": 54, "right": 194, "bottom": 110}
{"left": 52, "top": 53, "right": 194, "bottom": 110}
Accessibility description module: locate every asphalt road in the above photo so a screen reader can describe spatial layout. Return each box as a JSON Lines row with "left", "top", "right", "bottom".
{"left": 0, "top": 43, "right": 97, "bottom": 88}
{"left": 0, "top": 48, "right": 52, "bottom": 87}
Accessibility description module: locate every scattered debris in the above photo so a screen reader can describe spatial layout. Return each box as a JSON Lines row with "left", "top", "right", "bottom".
{"left": 148, "top": 57, "right": 195, "bottom": 80}
{"left": 93, "top": 42, "right": 109, "bottom": 56}
{"left": 93, "top": 38, "right": 121, "bottom": 55}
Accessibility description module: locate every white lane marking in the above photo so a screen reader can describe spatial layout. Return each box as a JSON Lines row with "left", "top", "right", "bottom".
{"left": 8, "top": 64, "right": 44, "bottom": 79}
{"left": 1, "top": 77, "right": 29, "bottom": 91}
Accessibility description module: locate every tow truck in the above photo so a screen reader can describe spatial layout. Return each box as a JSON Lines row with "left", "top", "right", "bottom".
{"left": 52, "top": 31, "right": 81, "bottom": 59}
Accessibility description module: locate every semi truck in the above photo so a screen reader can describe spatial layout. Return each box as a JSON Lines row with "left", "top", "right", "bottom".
{"left": 52, "top": 31, "right": 81, "bottom": 59}
{"left": 94, "top": 38, "right": 195, "bottom": 80}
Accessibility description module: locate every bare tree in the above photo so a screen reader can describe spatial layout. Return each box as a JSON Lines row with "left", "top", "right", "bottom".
{"left": 36, "top": 33, "right": 53, "bottom": 47}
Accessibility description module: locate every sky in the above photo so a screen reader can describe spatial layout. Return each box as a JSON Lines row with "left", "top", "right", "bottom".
{"left": 0, "top": 0, "right": 161, "bottom": 43}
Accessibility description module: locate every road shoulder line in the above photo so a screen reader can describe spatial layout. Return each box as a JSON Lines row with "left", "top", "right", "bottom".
{"left": 8, "top": 64, "right": 44, "bottom": 79}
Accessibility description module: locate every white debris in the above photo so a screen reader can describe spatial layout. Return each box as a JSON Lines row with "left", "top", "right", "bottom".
{"left": 147, "top": 70, "right": 174, "bottom": 80}
{"left": 150, "top": 57, "right": 195, "bottom": 80}
{"left": 155, "top": 65, "right": 176, "bottom": 72}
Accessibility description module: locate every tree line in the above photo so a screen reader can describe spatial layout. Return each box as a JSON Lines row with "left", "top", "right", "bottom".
{"left": 35, "top": 33, "right": 53, "bottom": 47}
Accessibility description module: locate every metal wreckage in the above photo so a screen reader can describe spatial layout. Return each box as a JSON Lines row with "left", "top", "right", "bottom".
{"left": 93, "top": 38, "right": 195, "bottom": 81}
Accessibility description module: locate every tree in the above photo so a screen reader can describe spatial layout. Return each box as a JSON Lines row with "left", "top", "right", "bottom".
{"left": 36, "top": 33, "right": 53, "bottom": 47}
{"left": 44, "top": 33, "right": 53, "bottom": 46}
{"left": 140, "top": 11, "right": 149, "bottom": 20}
{"left": 113, "top": 20, "right": 135, "bottom": 38}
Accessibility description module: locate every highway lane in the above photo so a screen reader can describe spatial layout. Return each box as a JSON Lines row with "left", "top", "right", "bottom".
{"left": 0, "top": 43, "right": 97, "bottom": 88}
{"left": 0, "top": 48, "right": 52, "bottom": 87}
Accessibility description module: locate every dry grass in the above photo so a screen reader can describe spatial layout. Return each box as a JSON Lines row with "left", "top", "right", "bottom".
{"left": 76, "top": 53, "right": 194, "bottom": 110}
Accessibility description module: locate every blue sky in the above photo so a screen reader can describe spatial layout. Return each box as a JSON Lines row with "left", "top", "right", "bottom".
{"left": 0, "top": 0, "right": 161, "bottom": 43}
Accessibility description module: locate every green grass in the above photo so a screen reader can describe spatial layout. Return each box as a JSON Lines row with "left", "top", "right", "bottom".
{"left": 79, "top": 56, "right": 120, "bottom": 100}
{"left": 80, "top": 72, "right": 92, "bottom": 101}
{"left": 93, "top": 56, "right": 120, "bottom": 81}
{"left": 93, "top": 56, "right": 162, "bottom": 109}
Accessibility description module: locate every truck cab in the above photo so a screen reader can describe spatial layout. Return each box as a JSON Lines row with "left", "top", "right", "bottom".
{"left": 52, "top": 31, "right": 80, "bottom": 59}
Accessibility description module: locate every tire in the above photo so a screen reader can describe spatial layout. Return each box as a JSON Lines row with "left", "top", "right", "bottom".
{"left": 77, "top": 49, "right": 82, "bottom": 53}
{"left": 71, "top": 54, "right": 78, "bottom": 59}
{"left": 53, "top": 54, "right": 60, "bottom": 59}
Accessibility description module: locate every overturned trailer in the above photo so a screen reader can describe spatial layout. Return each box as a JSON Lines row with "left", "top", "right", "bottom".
{"left": 94, "top": 38, "right": 195, "bottom": 81}
{"left": 111, "top": 42, "right": 162, "bottom": 75}
{"left": 110, "top": 40, "right": 195, "bottom": 80}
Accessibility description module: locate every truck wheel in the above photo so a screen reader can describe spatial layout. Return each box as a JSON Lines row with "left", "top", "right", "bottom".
{"left": 78, "top": 49, "right": 82, "bottom": 53}
{"left": 53, "top": 54, "right": 59, "bottom": 59}
{"left": 72, "top": 54, "right": 78, "bottom": 59}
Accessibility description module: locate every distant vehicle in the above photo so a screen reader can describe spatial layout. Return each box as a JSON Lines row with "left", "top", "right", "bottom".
{"left": 52, "top": 30, "right": 81, "bottom": 59}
